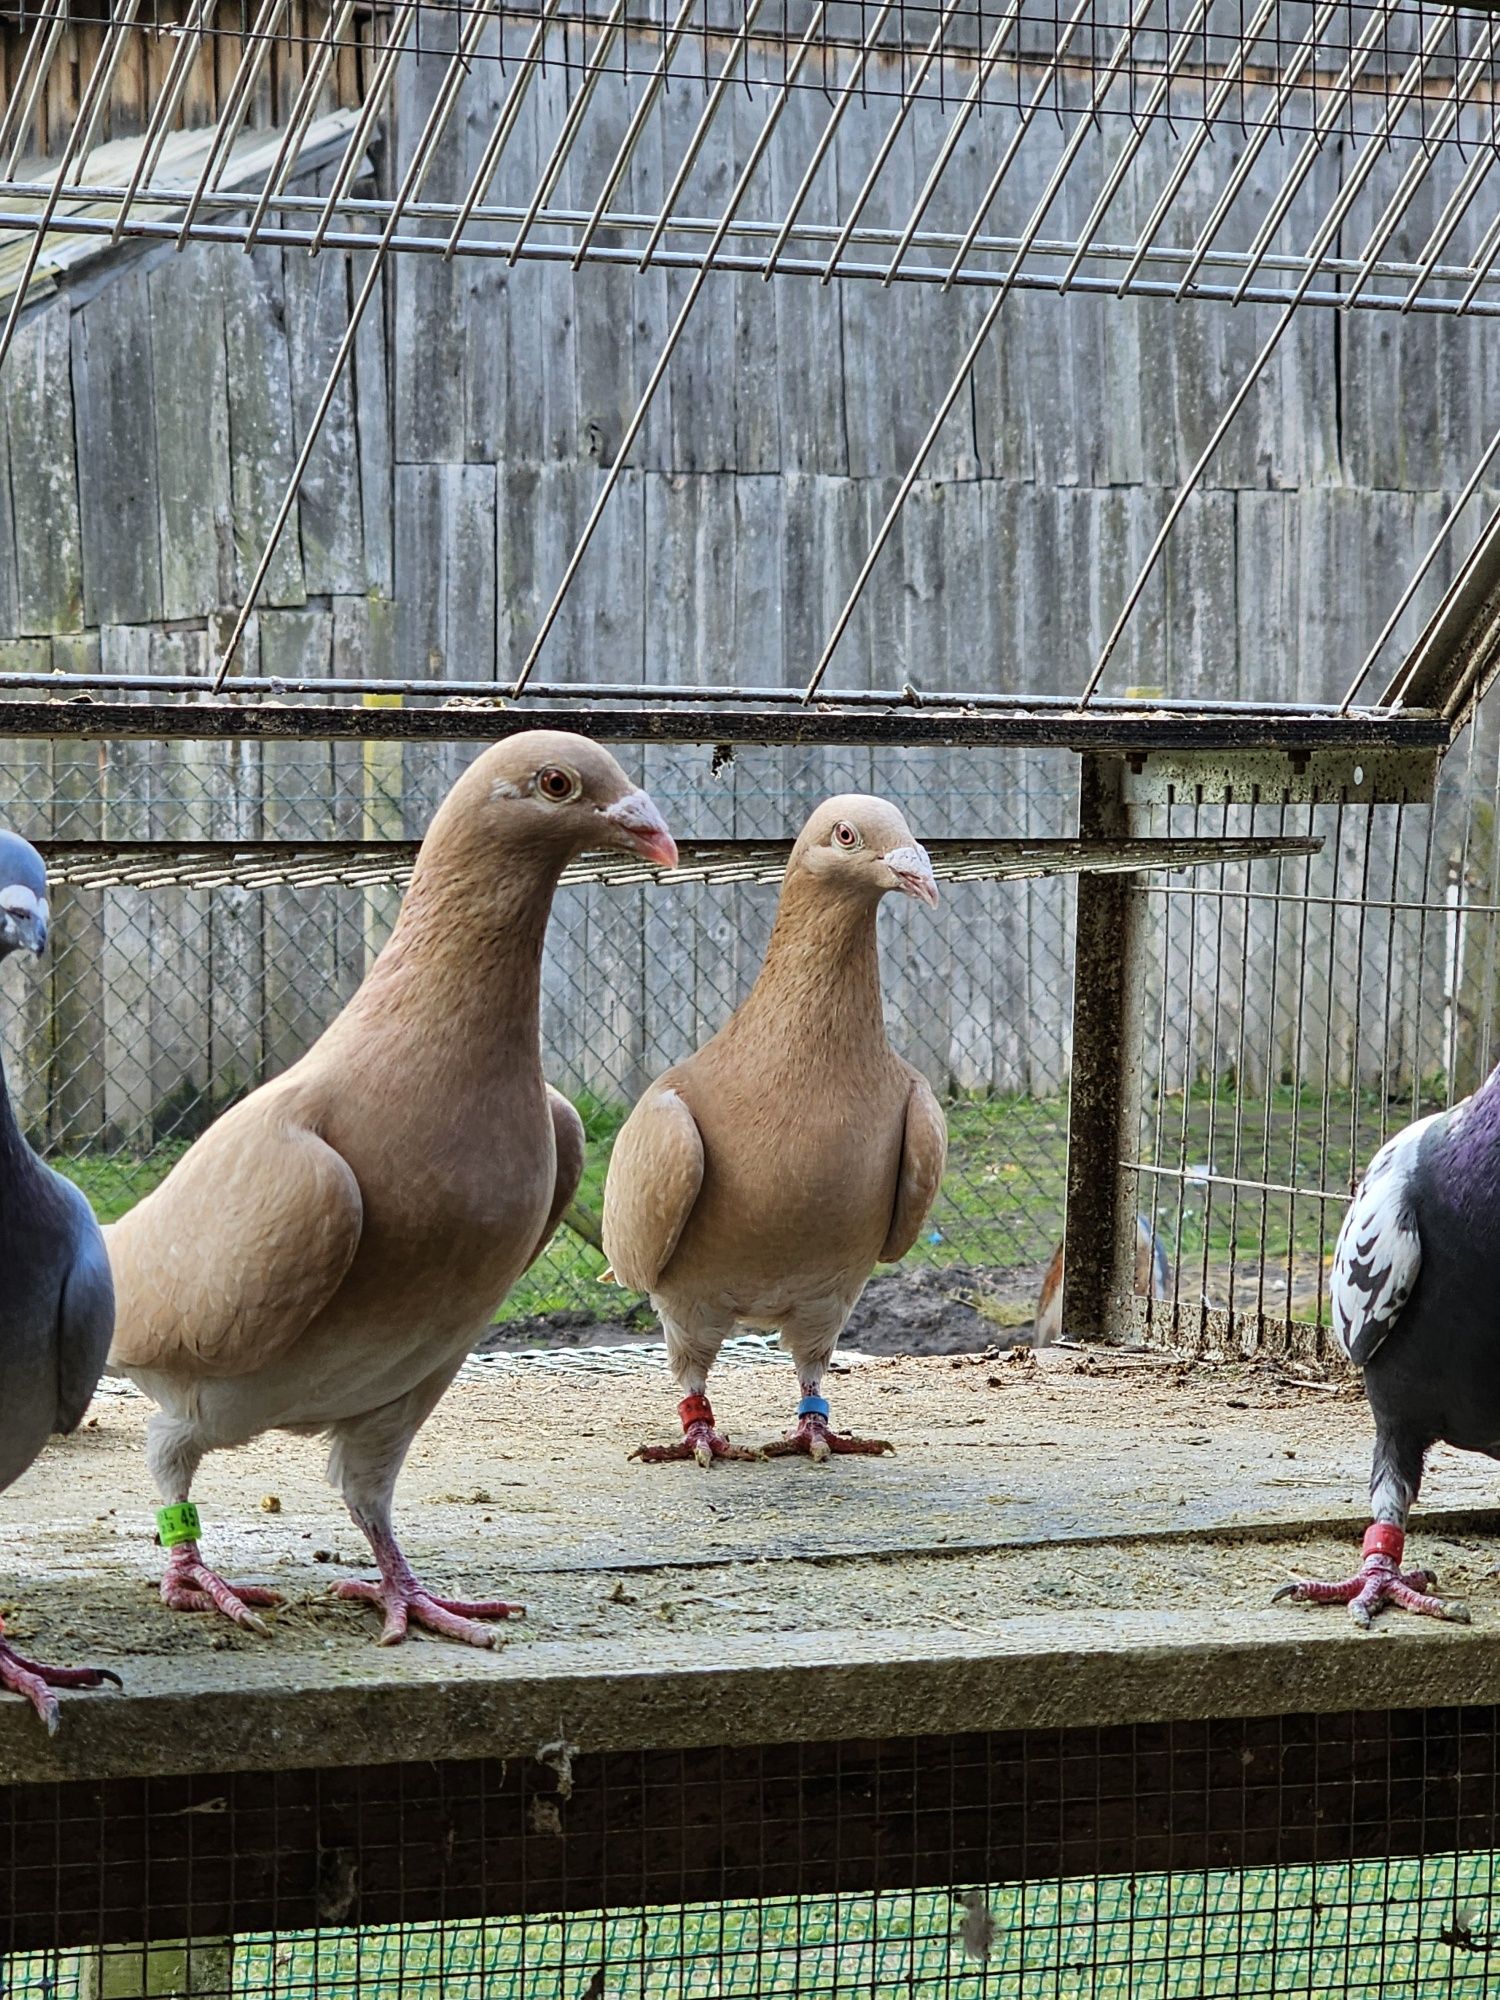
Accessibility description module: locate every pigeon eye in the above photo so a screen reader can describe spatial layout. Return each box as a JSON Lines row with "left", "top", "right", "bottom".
{"left": 537, "top": 766, "right": 581, "bottom": 803}
{"left": 832, "top": 821, "right": 861, "bottom": 849}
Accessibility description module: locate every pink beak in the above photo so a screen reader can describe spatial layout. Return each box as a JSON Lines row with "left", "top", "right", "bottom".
{"left": 884, "top": 843, "right": 940, "bottom": 908}
{"left": 602, "top": 789, "right": 679, "bottom": 869}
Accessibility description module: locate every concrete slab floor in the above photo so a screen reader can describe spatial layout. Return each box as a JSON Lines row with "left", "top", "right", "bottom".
{"left": 3, "top": 1344, "right": 1500, "bottom": 1784}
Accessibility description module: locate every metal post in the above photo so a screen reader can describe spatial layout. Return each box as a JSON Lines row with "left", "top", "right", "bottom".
{"left": 1060, "top": 754, "right": 1148, "bottom": 1342}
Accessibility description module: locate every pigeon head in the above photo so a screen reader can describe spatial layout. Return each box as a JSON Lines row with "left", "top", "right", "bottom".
{"left": 0, "top": 831, "right": 48, "bottom": 960}
{"left": 791, "top": 795, "right": 939, "bottom": 909}
{"left": 467, "top": 731, "right": 678, "bottom": 868}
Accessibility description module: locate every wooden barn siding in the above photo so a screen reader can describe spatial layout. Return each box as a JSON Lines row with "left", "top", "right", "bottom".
{"left": 0, "top": 36, "right": 1494, "bottom": 1138}
{"left": 0, "top": 1, "right": 374, "bottom": 165}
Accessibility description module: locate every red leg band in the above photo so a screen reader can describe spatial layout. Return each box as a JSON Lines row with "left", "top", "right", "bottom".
{"left": 1363, "top": 1522, "right": 1405, "bottom": 1562}
{"left": 678, "top": 1394, "right": 714, "bottom": 1430}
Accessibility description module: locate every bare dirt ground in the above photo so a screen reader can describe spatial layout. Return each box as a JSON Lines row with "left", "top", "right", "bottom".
{"left": 482, "top": 1261, "right": 1053, "bottom": 1355}
{"left": 6, "top": 1344, "right": 1500, "bottom": 1692}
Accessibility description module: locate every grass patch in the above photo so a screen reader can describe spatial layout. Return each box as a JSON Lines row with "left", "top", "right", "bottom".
{"left": 39, "top": 1084, "right": 1441, "bottom": 1328}
{"left": 7, "top": 1855, "right": 1495, "bottom": 1996}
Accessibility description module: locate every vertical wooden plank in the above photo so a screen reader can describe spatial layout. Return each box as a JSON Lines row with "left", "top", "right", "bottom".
{"left": 72, "top": 271, "right": 164, "bottom": 627}
{"left": 394, "top": 460, "right": 497, "bottom": 826}
{"left": 149, "top": 247, "right": 235, "bottom": 620}
{"left": 352, "top": 241, "right": 392, "bottom": 595}
{"left": 107, "top": 17, "right": 147, "bottom": 140}
{"left": 3, "top": 301, "right": 84, "bottom": 636}
{"left": 283, "top": 195, "right": 366, "bottom": 595}
{"left": 390, "top": 1, "right": 468, "bottom": 468}
{"left": 219, "top": 246, "right": 308, "bottom": 609}
{"left": 0, "top": 330, "right": 20, "bottom": 642}
{"left": 181, "top": 0, "right": 218, "bottom": 129}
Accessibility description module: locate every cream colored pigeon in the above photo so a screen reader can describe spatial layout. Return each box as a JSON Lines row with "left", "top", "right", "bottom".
{"left": 108, "top": 733, "right": 676, "bottom": 1645}
{"left": 603, "top": 795, "right": 946, "bottom": 1465}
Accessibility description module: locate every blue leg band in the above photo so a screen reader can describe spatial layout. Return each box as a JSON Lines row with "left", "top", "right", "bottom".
{"left": 797, "top": 1394, "right": 831, "bottom": 1420}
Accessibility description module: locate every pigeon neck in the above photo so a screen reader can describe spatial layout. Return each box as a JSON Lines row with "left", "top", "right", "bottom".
{"left": 357, "top": 832, "right": 564, "bottom": 1051}
{"left": 741, "top": 870, "right": 887, "bottom": 1048}
{"left": 1447, "top": 1065, "right": 1500, "bottom": 1187}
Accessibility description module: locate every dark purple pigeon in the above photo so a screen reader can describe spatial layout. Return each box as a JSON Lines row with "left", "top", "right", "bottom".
{"left": 1275, "top": 1072, "right": 1500, "bottom": 1627}
{"left": 0, "top": 830, "right": 119, "bottom": 1728}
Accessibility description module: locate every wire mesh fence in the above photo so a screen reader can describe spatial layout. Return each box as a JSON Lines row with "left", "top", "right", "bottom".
{"left": 3, "top": 712, "right": 1500, "bottom": 1349}
{"left": 8, "top": 1712, "right": 1500, "bottom": 1996}
{"left": 1127, "top": 704, "right": 1500, "bottom": 1355}
{"left": 0, "top": 737, "right": 1080, "bottom": 1337}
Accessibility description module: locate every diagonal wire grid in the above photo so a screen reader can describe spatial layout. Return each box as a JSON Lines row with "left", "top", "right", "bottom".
{"left": 4, "top": 0, "right": 1500, "bottom": 703}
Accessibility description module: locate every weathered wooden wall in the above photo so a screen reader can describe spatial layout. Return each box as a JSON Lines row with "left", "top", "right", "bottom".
{"left": 0, "top": 0, "right": 375, "bottom": 163}
{"left": 0, "top": 25, "right": 1495, "bottom": 1142}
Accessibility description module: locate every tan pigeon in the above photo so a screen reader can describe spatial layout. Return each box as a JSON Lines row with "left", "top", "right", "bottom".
{"left": 603, "top": 795, "right": 947, "bottom": 1465}
{"left": 108, "top": 732, "right": 676, "bottom": 1645}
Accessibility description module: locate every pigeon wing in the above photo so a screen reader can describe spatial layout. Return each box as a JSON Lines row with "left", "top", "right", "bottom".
{"left": 1329, "top": 1115, "right": 1437, "bottom": 1368}
{"left": 601, "top": 1083, "right": 704, "bottom": 1294}
{"left": 880, "top": 1070, "right": 949, "bottom": 1264}
{"left": 523, "top": 1086, "right": 587, "bottom": 1271}
{"left": 107, "top": 1092, "right": 364, "bottom": 1378}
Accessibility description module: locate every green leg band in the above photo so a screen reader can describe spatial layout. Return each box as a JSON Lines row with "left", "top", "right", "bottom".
{"left": 157, "top": 1501, "right": 202, "bottom": 1549}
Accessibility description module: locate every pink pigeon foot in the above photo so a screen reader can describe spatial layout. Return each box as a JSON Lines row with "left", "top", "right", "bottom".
{"left": 1273, "top": 1523, "right": 1470, "bottom": 1628}
{"left": 0, "top": 1619, "right": 121, "bottom": 1736}
{"left": 764, "top": 1395, "right": 893, "bottom": 1464}
{"left": 630, "top": 1394, "right": 760, "bottom": 1468}
{"left": 160, "top": 1541, "right": 281, "bottom": 1634}
{"left": 337, "top": 1530, "right": 523, "bottom": 1648}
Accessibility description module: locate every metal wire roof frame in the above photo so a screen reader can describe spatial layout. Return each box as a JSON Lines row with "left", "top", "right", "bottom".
{"left": 5, "top": 0, "right": 1500, "bottom": 726}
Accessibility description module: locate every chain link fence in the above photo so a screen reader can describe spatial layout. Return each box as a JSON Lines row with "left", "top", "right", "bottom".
{"left": 1130, "top": 703, "right": 1500, "bottom": 1353}
{"left": 0, "top": 735, "right": 1077, "bottom": 1344}
{"left": 3, "top": 714, "right": 1499, "bottom": 1355}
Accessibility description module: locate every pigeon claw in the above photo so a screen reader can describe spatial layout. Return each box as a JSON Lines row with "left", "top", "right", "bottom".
{"left": 0, "top": 1628, "right": 121, "bottom": 1736}
{"left": 763, "top": 1413, "right": 894, "bottom": 1462}
{"left": 1273, "top": 1554, "right": 1470, "bottom": 1628}
{"left": 161, "top": 1543, "right": 280, "bottom": 1636}
{"left": 336, "top": 1577, "right": 525, "bottom": 1648}
{"left": 630, "top": 1419, "right": 760, "bottom": 1467}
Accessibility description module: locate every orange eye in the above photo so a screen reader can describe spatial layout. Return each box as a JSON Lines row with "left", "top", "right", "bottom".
{"left": 537, "top": 765, "right": 580, "bottom": 802}
{"left": 832, "top": 821, "right": 860, "bottom": 849}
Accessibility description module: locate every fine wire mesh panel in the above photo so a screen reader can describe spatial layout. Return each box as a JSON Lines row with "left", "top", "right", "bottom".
{"left": 6, "top": 1712, "right": 1500, "bottom": 1996}
{"left": 1128, "top": 707, "right": 1500, "bottom": 1356}
{"left": 0, "top": 735, "right": 1077, "bottom": 1337}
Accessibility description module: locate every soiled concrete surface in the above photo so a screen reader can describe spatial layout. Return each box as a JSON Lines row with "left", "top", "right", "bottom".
{"left": 4, "top": 1346, "right": 1500, "bottom": 1783}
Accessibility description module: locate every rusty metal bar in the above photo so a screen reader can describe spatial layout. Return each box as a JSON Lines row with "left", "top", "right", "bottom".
{"left": 1060, "top": 755, "right": 1149, "bottom": 1343}
{"left": 0, "top": 698, "right": 1449, "bottom": 750}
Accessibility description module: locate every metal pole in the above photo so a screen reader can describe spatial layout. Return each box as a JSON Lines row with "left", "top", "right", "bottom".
{"left": 1059, "top": 754, "right": 1148, "bottom": 1343}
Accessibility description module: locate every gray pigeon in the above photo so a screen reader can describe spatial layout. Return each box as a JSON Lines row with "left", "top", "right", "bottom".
{"left": 1275, "top": 1081, "right": 1498, "bottom": 1628}
{"left": 0, "top": 831, "right": 119, "bottom": 1729}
